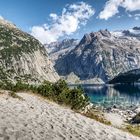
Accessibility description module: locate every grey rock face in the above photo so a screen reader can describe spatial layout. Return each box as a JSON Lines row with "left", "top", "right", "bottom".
{"left": 54, "top": 29, "right": 140, "bottom": 82}
{"left": 0, "top": 19, "right": 59, "bottom": 83}
{"left": 45, "top": 39, "right": 79, "bottom": 63}
{"left": 45, "top": 39, "right": 79, "bottom": 54}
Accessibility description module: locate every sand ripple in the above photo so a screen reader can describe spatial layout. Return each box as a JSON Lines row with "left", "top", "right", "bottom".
{"left": 0, "top": 92, "right": 139, "bottom": 140}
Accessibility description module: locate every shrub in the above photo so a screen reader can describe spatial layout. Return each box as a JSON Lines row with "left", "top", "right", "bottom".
{"left": 2, "top": 81, "right": 15, "bottom": 91}
{"left": 53, "top": 83, "right": 89, "bottom": 110}
{"left": 37, "top": 81, "right": 53, "bottom": 98}
{"left": 0, "top": 79, "right": 89, "bottom": 110}
{"left": 53, "top": 79, "right": 68, "bottom": 95}
{"left": 13, "top": 81, "right": 30, "bottom": 92}
{"left": 67, "top": 88, "right": 89, "bottom": 110}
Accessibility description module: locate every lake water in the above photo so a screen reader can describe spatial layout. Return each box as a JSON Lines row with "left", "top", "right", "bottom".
{"left": 71, "top": 84, "right": 140, "bottom": 109}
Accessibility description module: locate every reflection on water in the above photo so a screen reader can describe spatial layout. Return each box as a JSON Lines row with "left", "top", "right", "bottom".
{"left": 71, "top": 84, "right": 140, "bottom": 108}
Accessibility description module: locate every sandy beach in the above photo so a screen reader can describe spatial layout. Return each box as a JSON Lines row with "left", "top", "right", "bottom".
{"left": 0, "top": 91, "right": 139, "bottom": 140}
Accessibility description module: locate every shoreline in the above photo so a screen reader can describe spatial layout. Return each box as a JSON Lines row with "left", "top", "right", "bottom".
{"left": 87, "top": 102, "right": 140, "bottom": 137}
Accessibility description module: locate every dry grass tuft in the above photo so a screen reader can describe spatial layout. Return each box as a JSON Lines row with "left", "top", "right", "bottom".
{"left": 9, "top": 91, "right": 24, "bottom": 100}
{"left": 82, "top": 109, "right": 111, "bottom": 125}
{"left": 124, "top": 125, "right": 140, "bottom": 137}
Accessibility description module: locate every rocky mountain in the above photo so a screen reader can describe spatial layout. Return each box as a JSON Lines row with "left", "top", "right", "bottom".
{"left": 122, "top": 27, "right": 140, "bottom": 39}
{"left": 45, "top": 39, "right": 79, "bottom": 63}
{"left": 0, "top": 18, "right": 59, "bottom": 83}
{"left": 54, "top": 28, "right": 140, "bottom": 83}
{"left": 108, "top": 68, "right": 140, "bottom": 84}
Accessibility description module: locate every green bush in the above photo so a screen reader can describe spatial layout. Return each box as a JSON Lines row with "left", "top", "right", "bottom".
{"left": 0, "top": 79, "right": 89, "bottom": 110}
{"left": 51, "top": 80, "right": 89, "bottom": 110}
{"left": 68, "top": 88, "right": 89, "bottom": 110}
{"left": 37, "top": 81, "right": 53, "bottom": 98}
{"left": 1, "top": 81, "right": 15, "bottom": 91}
{"left": 13, "top": 81, "right": 30, "bottom": 92}
{"left": 53, "top": 79, "right": 68, "bottom": 95}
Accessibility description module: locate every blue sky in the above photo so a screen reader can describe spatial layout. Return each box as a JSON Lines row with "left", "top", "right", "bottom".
{"left": 0, "top": 0, "right": 140, "bottom": 43}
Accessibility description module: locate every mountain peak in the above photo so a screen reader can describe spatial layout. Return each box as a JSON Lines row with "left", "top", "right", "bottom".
{"left": 133, "top": 27, "right": 140, "bottom": 31}
{"left": 99, "top": 29, "right": 111, "bottom": 37}
{"left": 79, "top": 29, "right": 111, "bottom": 45}
{"left": 0, "top": 18, "right": 16, "bottom": 29}
{"left": 79, "top": 34, "right": 92, "bottom": 45}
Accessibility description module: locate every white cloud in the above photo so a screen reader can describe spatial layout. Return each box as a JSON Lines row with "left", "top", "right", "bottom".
{"left": 122, "top": 0, "right": 140, "bottom": 11}
{"left": 99, "top": 0, "right": 123, "bottom": 20}
{"left": 49, "top": 13, "right": 58, "bottom": 21}
{"left": 31, "top": 2, "right": 95, "bottom": 44}
{"left": 134, "top": 16, "right": 139, "bottom": 20}
{"left": 99, "top": 0, "right": 140, "bottom": 20}
{"left": 0, "top": 15, "right": 4, "bottom": 20}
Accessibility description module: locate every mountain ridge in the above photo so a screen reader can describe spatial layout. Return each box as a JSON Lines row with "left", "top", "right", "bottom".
{"left": 52, "top": 27, "right": 140, "bottom": 83}
{"left": 0, "top": 18, "right": 59, "bottom": 83}
{"left": 45, "top": 39, "right": 79, "bottom": 64}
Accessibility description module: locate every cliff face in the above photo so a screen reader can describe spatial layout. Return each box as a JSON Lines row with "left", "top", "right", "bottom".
{"left": 54, "top": 28, "right": 140, "bottom": 82}
{"left": 45, "top": 39, "right": 79, "bottom": 63}
{"left": 0, "top": 19, "right": 59, "bottom": 83}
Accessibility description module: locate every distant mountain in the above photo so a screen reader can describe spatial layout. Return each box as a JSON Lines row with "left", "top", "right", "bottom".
{"left": 45, "top": 39, "right": 79, "bottom": 63}
{"left": 122, "top": 27, "right": 140, "bottom": 38}
{"left": 0, "top": 18, "right": 59, "bottom": 83}
{"left": 108, "top": 68, "right": 140, "bottom": 84}
{"left": 54, "top": 28, "right": 140, "bottom": 83}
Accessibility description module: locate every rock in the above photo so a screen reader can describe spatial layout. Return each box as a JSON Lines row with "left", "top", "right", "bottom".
{"left": 45, "top": 39, "right": 79, "bottom": 63}
{"left": 113, "top": 105, "right": 117, "bottom": 109}
{"left": 135, "top": 107, "right": 140, "bottom": 114}
{"left": 131, "top": 112, "right": 140, "bottom": 124}
{"left": 0, "top": 18, "right": 59, "bottom": 83}
{"left": 82, "top": 103, "right": 93, "bottom": 113}
{"left": 106, "top": 107, "right": 112, "bottom": 112}
{"left": 54, "top": 28, "right": 140, "bottom": 83}
{"left": 62, "top": 72, "right": 80, "bottom": 84}
{"left": 63, "top": 73, "right": 105, "bottom": 84}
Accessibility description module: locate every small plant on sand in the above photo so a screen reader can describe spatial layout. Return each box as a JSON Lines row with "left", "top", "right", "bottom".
{"left": 9, "top": 91, "right": 23, "bottom": 100}
{"left": 83, "top": 109, "right": 111, "bottom": 125}
{"left": 124, "top": 125, "right": 140, "bottom": 137}
{"left": 123, "top": 113, "right": 140, "bottom": 137}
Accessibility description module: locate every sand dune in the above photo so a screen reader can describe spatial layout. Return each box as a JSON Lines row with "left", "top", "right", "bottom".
{"left": 0, "top": 92, "right": 139, "bottom": 140}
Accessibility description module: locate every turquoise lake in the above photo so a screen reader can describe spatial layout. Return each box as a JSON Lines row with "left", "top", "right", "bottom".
{"left": 71, "top": 84, "right": 140, "bottom": 109}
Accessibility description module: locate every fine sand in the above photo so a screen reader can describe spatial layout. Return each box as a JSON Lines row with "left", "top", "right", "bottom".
{"left": 104, "top": 113, "right": 124, "bottom": 127}
{"left": 0, "top": 92, "right": 139, "bottom": 140}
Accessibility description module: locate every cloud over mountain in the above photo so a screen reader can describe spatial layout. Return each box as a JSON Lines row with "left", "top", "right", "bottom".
{"left": 99, "top": 0, "right": 140, "bottom": 20}
{"left": 31, "top": 2, "right": 95, "bottom": 44}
